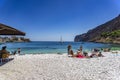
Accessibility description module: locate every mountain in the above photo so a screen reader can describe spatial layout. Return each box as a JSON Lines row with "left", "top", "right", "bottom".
{"left": 74, "top": 14, "right": 120, "bottom": 44}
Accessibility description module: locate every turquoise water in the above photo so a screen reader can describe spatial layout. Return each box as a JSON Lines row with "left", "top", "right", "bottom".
{"left": 0, "top": 41, "right": 120, "bottom": 54}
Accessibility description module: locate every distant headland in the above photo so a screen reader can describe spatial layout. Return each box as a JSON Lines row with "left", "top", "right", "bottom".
{"left": 74, "top": 14, "right": 120, "bottom": 44}
{"left": 0, "top": 23, "right": 30, "bottom": 43}
{"left": 0, "top": 36, "right": 30, "bottom": 43}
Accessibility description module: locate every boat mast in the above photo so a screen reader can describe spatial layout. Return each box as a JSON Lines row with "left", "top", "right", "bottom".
{"left": 60, "top": 36, "right": 63, "bottom": 44}
{"left": 60, "top": 36, "right": 62, "bottom": 43}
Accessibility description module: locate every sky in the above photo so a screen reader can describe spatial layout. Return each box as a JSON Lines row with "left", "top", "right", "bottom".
{"left": 0, "top": 0, "right": 120, "bottom": 41}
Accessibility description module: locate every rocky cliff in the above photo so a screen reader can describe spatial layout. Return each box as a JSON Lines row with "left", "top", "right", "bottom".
{"left": 74, "top": 14, "right": 120, "bottom": 44}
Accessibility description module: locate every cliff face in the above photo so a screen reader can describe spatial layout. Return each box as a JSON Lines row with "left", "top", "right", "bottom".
{"left": 74, "top": 15, "right": 120, "bottom": 44}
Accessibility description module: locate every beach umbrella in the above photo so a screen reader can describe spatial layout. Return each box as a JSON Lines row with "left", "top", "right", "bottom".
{"left": 0, "top": 23, "right": 25, "bottom": 36}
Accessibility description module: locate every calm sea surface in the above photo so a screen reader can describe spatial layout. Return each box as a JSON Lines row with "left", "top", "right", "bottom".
{"left": 0, "top": 41, "right": 120, "bottom": 54}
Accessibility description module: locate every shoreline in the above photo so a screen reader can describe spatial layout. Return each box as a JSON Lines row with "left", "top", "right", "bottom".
{"left": 0, "top": 52, "right": 120, "bottom": 80}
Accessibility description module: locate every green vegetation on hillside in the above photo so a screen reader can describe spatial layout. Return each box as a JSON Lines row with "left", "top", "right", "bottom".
{"left": 101, "top": 30, "right": 120, "bottom": 38}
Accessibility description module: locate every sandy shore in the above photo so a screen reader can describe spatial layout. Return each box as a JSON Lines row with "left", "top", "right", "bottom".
{"left": 0, "top": 52, "right": 120, "bottom": 80}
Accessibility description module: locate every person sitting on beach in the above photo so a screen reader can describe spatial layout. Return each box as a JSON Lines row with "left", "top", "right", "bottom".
{"left": 83, "top": 51, "right": 90, "bottom": 58}
{"left": 90, "top": 53, "right": 98, "bottom": 58}
{"left": 90, "top": 48, "right": 104, "bottom": 58}
{"left": 94, "top": 48, "right": 100, "bottom": 52}
{"left": 90, "top": 48, "right": 99, "bottom": 58}
{"left": 79, "top": 45, "right": 83, "bottom": 52}
{"left": 67, "top": 45, "right": 74, "bottom": 57}
{"left": 97, "top": 52, "right": 104, "bottom": 57}
{"left": 75, "top": 50, "right": 85, "bottom": 58}
{"left": 0, "top": 46, "right": 10, "bottom": 59}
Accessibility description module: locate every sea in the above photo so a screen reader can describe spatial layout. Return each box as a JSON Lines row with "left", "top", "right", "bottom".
{"left": 0, "top": 41, "right": 120, "bottom": 54}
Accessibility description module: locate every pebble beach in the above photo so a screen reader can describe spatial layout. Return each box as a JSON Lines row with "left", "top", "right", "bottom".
{"left": 0, "top": 52, "right": 120, "bottom": 80}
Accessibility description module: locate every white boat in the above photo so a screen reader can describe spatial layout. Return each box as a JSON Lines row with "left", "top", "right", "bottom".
{"left": 60, "top": 36, "right": 63, "bottom": 44}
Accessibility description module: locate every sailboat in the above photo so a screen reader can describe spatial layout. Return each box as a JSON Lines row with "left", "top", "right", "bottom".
{"left": 60, "top": 36, "right": 63, "bottom": 44}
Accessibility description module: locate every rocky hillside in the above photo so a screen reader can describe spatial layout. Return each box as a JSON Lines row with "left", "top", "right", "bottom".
{"left": 74, "top": 14, "right": 120, "bottom": 44}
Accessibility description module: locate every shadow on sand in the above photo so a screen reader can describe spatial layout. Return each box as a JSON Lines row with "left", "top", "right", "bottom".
{"left": 0, "top": 58, "right": 14, "bottom": 66}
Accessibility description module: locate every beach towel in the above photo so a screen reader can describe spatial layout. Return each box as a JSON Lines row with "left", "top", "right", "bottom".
{"left": 76, "top": 54, "right": 85, "bottom": 58}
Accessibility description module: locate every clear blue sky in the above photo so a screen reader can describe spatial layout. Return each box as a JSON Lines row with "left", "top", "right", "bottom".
{"left": 0, "top": 0, "right": 120, "bottom": 41}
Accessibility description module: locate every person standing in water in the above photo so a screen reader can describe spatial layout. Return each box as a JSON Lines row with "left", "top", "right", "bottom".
{"left": 17, "top": 48, "right": 21, "bottom": 55}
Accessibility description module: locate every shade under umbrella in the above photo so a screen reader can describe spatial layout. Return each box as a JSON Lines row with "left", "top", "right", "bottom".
{"left": 0, "top": 23, "right": 25, "bottom": 36}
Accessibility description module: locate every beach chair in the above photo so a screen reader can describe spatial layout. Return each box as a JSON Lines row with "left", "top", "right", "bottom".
{"left": 0, "top": 53, "right": 2, "bottom": 64}
{"left": 0, "top": 54, "right": 10, "bottom": 64}
{"left": 0, "top": 58, "right": 2, "bottom": 64}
